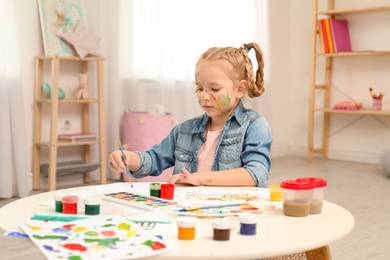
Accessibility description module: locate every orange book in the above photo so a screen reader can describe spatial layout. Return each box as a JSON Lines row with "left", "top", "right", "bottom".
{"left": 317, "top": 20, "right": 325, "bottom": 53}
{"left": 324, "top": 19, "right": 334, "bottom": 53}
{"left": 321, "top": 20, "right": 329, "bottom": 53}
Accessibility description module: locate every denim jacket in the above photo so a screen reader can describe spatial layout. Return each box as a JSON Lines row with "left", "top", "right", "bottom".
{"left": 131, "top": 101, "right": 272, "bottom": 187}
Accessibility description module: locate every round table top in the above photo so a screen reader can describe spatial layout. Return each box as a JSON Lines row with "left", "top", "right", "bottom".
{"left": 0, "top": 183, "right": 354, "bottom": 259}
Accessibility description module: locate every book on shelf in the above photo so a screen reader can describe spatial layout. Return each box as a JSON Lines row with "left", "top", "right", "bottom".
{"left": 58, "top": 133, "right": 96, "bottom": 142}
{"left": 320, "top": 20, "right": 330, "bottom": 53}
{"left": 324, "top": 19, "right": 334, "bottom": 53}
{"left": 329, "top": 19, "right": 352, "bottom": 53}
{"left": 332, "top": 101, "right": 362, "bottom": 110}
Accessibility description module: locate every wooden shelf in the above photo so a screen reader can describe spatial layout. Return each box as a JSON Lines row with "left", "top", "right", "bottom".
{"left": 317, "top": 5, "right": 390, "bottom": 15}
{"left": 316, "top": 51, "right": 390, "bottom": 57}
{"left": 315, "top": 109, "right": 390, "bottom": 116}
{"left": 36, "top": 140, "right": 101, "bottom": 147}
{"left": 32, "top": 54, "right": 107, "bottom": 191}
{"left": 36, "top": 99, "right": 99, "bottom": 104}
{"left": 307, "top": 0, "right": 390, "bottom": 161}
{"left": 35, "top": 54, "right": 105, "bottom": 62}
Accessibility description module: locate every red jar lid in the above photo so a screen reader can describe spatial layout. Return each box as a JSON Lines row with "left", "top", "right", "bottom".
{"left": 280, "top": 180, "right": 315, "bottom": 190}
{"left": 296, "top": 177, "right": 327, "bottom": 188}
{"left": 62, "top": 195, "right": 78, "bottom": 203}
{"left": 161, "top": 184, "right": 174, "bottom": 190}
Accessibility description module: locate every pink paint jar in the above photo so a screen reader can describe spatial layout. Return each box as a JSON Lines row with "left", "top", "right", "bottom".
{"left": 160, "top": 184, "right": 175, "bottom": 200}
{"left": 62, "top": 195, "right": 78, "bottom": 214}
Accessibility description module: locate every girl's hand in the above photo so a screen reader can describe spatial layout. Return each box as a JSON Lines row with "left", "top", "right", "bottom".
{"left": 168, "top": 168, "right": 201, "bottom": 186}
{"left": 108, "top": 150, "right": 131, "bottom": 172}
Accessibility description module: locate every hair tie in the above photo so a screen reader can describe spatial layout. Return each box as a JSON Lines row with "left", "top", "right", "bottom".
{"left": 240, "top": 43, "right": 252, "bottom": 52}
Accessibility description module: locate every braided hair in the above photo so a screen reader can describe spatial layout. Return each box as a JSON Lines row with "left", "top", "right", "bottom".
{"left": 196, "top": 42, "right": 265, "bottom": 98}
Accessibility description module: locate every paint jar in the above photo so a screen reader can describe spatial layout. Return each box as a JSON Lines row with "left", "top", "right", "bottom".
{"left": 62, "top": 195, "right": 78, "bottom": 214}
{"left": 150, "top": 183, "right": 162, "bottom": 197}
{"left": 270, "top": 185, "right": 283, "bottom": 201}
{"left": 160, "top": 184, "right": 175, "bottom": 200}
{"left": 177, "top": 217, "right": 196, "bottom": 240}
{"left": 373, "top": 99, "right": 382, "bottom": 111}
{"left": 212, "top": 218, "right": 232, "bottom": 241}
{"left": 84, "top": 197, "right": 102, "bottom": 215}
{"left": 296, "top": 178, "right": 327, "bottom": 214}
{"left": 239, "top": 213, "right": 258, "bottom": 235}
{"left": 280, "top": 180, "right": 315, "bottom": 217}
{"left": 54, "top": 193, "right": 65, "bottom": 213}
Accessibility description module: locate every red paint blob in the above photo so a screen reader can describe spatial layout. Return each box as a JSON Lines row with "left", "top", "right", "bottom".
{"left": 60, "top": 243, "right": 87, "bottom": 252}
{"left": 101, "top": 230, "right": 116, "bottom": 237}
{"left": 62, "top": 224, "right": 75, "bottom": 229}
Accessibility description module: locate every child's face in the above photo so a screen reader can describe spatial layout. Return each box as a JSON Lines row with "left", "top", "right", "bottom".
{"left": 195, "top": 61, "right": 244, "bottom": 119}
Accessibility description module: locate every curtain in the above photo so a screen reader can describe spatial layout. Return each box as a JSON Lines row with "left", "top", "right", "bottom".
{"left": 118, "top": 0, "right": 271, "bottom": 124}
{"left": 0, "top": 0, "right": 28, "bottom": 198}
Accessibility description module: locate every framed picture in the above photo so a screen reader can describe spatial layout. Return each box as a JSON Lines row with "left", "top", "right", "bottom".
{"left": 37, "top": 0, "right": 88, "bottom": 56}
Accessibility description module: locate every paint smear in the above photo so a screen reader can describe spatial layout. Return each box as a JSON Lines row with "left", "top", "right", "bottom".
{"left": 84, "top": 230, "right": 99, "bottom": 237}
{"left": 73, "top": 227, "right": 88, "bottom": 233}
{"left": 126, "top": 229, "right": 137, "bottom": 238}
{"left": 28, "top": 225, "right": 42, "bottom": 231}
{"left": 84, "top": 237, "right": 121, "bottom": 248}
{"left": 6, "top": 231, "right": 29, "bottom": 238}
{"left": 33, "top": 235, "right": 67, "bottom": 240}
{"left": 52, "top": 228, "right": 71, "bottom": 233}
{"left": 62, "top": 224, "right": 75, "bottom": 229}
{"left": 60, "top": 243, "right": 88, "bottom": 252}
{"left": 151, "top": 241, "right": 166, "bottom": 250}
{"left": 43, "top": 244, "right": 60, "bottom": 252}
{"left": 68, "top": 256, "right": 82, "bottom": 260}
{"left": 101, "top": 230, "right": 116, "bottom": 237}
{"left": 117, "top": 222, "right": 131, "bottom": 231}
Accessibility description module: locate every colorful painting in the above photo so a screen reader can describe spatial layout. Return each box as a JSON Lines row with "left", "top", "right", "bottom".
{"left": 38, "top": 0, "right": 88, "bottom": 56}
{"left": 19, "top": 215, "right": 169, "bottom": 259}
{"left": 173, "top": 204, "right": 262, "bottom": 216}
{"left": 98, "top": 192, "right": 177, "bottom": 211}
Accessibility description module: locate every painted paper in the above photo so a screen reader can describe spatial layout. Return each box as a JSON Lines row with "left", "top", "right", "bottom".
{"left": 19, "top": 215, "right": 169, "bottom": 259}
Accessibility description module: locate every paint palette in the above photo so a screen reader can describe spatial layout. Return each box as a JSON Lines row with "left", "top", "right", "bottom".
{"left": 97, "top": 192, "right": 177, "bottom": 211}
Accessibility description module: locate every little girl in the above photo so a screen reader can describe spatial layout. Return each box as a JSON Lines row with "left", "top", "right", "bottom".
{"left": 108, "top": 42, "right": 272, "bottom": 187}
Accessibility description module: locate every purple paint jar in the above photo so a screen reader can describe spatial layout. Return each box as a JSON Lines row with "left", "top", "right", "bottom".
{"left": 239, "top": 213, "right": 258, "bottom": 235}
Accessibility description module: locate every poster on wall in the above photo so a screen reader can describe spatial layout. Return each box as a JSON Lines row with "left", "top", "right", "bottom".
{"left": 37, "top": 0, "right": 87, "bottom": 56}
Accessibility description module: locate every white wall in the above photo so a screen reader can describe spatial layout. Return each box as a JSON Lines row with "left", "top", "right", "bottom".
{"left": 13, "top": 0, "right": 390, "bottom": 191}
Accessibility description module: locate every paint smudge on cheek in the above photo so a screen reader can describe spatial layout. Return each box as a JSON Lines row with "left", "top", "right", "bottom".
{"left": 59, "top": 243, "right": 88, "bottom": 252}
{"left": 216, "top": 91, "right": 231, "bottom": 112}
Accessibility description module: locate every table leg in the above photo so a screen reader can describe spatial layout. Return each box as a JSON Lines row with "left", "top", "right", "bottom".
{"left": 305, "top": 246, "right": 331, "bottom": 260}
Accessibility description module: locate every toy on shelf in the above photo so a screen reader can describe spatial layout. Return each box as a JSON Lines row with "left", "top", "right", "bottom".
{"left": 42, "top": 83, "right": 65, "bottom": 100}
{"left": 75, "top": 73, "right": 90, "bottom": 99}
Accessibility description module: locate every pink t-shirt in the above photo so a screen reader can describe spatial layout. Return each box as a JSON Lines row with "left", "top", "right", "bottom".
{"left": 197, "top": 129, "right": 222, "bottom": 173}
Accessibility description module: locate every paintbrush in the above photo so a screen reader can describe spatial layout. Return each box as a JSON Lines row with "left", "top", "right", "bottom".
{"left": 178, "top": 203, "right": 250, "bottom": 212}
{"left": 119, "top": 139, "right": 133, "bottom": 188}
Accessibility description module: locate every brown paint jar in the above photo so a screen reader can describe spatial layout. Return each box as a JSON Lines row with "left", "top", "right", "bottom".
{"left": 212, "top": 219, "right": 232, "bottom": 241}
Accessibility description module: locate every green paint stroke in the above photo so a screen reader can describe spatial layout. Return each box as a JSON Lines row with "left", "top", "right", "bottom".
{"left": 102, "top": 224, "right": 116, "bottom": 227}
{"left": 84, "top": 237, "right": 121, "bottom": 247}
{"left": 68, "top": 256, "right": 82, "bottom": 260}
{"left": 84, "top": 231, "right": 99, "bottom": 237}
{"left": 117, "top": 222, "right": 131, "bottom": 230}
{"left": 143, "top": 240, "right": 155, "bottom": 246}
{"left": 33, "top": 235, "right": 67, "bottom": 240}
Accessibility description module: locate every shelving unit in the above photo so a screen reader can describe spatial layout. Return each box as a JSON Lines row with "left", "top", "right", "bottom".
{"left": 32, "top": 54, "right": 107, "bottom": 191}
{"left": 307, "top": 0, "right": 390, "bottom": 161}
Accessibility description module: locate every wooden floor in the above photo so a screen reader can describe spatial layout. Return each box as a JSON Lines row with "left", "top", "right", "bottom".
{"left": 1, "top": 155, "right": 389, "bottom": 259}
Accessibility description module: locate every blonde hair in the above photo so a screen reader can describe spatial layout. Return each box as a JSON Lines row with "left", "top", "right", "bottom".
{"left": 196, "top": 43, "right": 265, "bottom": 98}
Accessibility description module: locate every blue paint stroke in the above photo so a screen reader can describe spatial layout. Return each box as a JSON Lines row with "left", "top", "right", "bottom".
{"left": 43, "top": 245, "right": 60, "bottom": 252}
{"left": 6, "top": 231, "right": 29, "bottom": 238}
{"left": 52, "top": 227, "right": 71, "bottom": 233}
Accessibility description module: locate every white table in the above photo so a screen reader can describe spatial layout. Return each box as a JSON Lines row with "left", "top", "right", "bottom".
{"left": 0, "top": 183, "right": 354, "bottom": 260}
